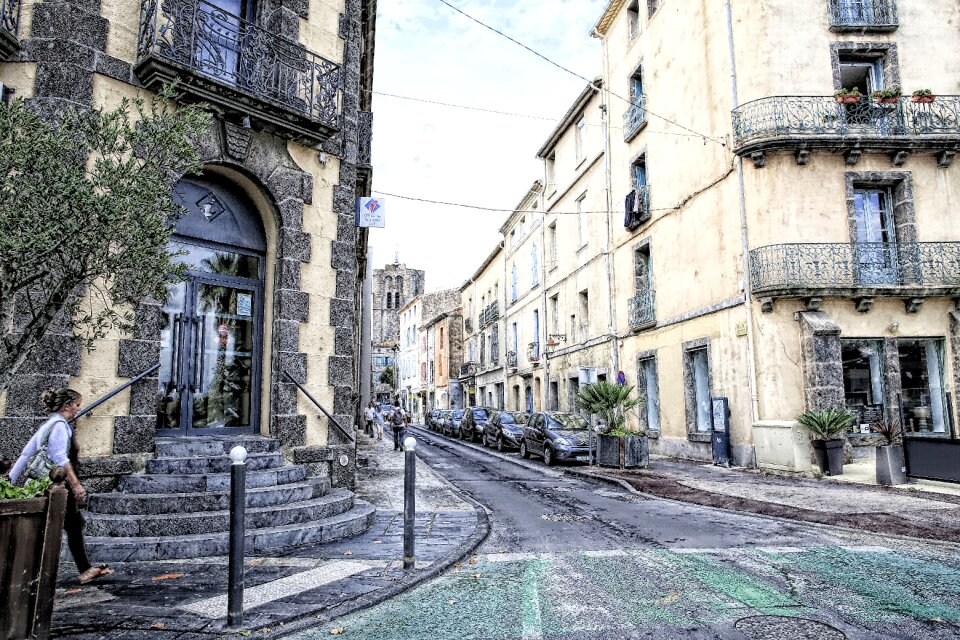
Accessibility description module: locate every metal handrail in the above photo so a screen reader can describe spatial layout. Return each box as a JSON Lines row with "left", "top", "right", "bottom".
{"left": 283, "top": 370, "right": 355, "bottom": 443}
{"left": 74, "top": 363, "right": 161, "bottom": 422}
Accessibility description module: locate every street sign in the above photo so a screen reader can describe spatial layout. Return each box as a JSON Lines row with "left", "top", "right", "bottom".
{"left": 356, "top": 197, "right": 385, "bottom": 228}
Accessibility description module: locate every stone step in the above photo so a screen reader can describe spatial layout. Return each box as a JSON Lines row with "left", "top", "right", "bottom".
{"left": 86, "top": 489, "right": 355, "bottom": 538}
{"left": 145, "top": 451, "right": 286, "bottom": 475}
{"left": 119, "top": 465, "right": 308, "bottom": 494}
{"left": 88, "top": 477, "right": 330, "bottom": 515}
{"left": 155, "top": 436, "right": 279, "bottom": 458}
{"left": 85, "top": 500, "right": 377, "bottom": 562}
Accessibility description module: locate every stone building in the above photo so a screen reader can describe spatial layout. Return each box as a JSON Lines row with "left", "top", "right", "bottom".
{"left": 398, "top": 294, "right": 423, "bottom": 418}
{"left": 371, "top": 258, "right": 424, "bottom": 400}
{"left": 0, "top": 0, "right": 380, "bottom": 559}
{"left": 460, "top": 244, "right": 506, "bottom": 409}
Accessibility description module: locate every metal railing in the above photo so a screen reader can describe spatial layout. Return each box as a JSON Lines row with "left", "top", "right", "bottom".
{"left": 506, "top": 351, "right": 518, "bottom": 368}
{"left": 526, "top": 342, "right": 540, "bottom": 363}
{"left": 479, "top": 301, "right": 500, "bottom": 328}
{"left": 623, "top": 96, "right": 647, "bottom": 141}
{"left": 73, "top": 364, "right": 161, "bottom": 422}
{"left": 459, "top": 362, "right": 477, "bottom": 377}
{"left": 358, "top": 110, "right": 372, "bottom": 168}
{"left": 626, "top": 185, "right": 651, "bottom": 230}
{"left": 283, "top": 370, "right": 354, "bottom": 443}
{"left": 749, "top": 242, "right": 960, "bottom": 292}
{"left": 733, "top": 96, "right": 960, "bottom": 149}
{"left": 828, "top": 0, "right": 897, "bottom": 31}
{"left": 137, "top": 0, "right": 341, "bottom": 129}
{"left": 628, "top": 291, "right": 655, "bottom": 329}
{"left": 1, "top": 0, "right": 19, "bottom": 34}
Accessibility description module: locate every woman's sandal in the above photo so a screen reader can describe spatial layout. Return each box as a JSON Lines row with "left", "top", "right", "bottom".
{"left": 79, "top": 565, "right": 113, "bottom": 584}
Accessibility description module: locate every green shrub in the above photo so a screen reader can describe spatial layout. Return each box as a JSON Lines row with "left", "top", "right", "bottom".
{"left": 0, "top": 477, "right": 52, "bottom": 500}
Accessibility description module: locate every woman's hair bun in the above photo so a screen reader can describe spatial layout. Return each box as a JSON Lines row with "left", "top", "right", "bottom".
{"left": 42, "top": 389, "right": 57, "bottom": 406}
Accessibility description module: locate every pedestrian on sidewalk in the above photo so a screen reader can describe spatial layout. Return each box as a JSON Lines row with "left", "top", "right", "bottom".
{"left": 373, "top": 403, "right": 384, "bottom": 440}
{"left": 7, "top": 388, "right": 113, "bottom": 585}
{"left": 391, "top": 400, "right": 407, "bottom": 451}
{"left": 363, "top": 401, "right": 375, "bottom": 436}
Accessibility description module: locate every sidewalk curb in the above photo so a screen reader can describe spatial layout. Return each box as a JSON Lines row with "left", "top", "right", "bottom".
{"left": 254, "top": 444, "right": 491, "bottom": 639}
{"left": 412, "top": 426, "right": 960, "bottom": 554}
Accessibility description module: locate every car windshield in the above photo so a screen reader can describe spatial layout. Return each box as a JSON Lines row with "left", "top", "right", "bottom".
{"left": 546, "top": 413, "right": 589, "bottom": 430}
{"left": 453, "top": 410, "right": 464, "bottom": 418}
{"left": 472, "top": 408, "right": 488, "bottom": 418}
{"left": 501, "top": 412, "right": 529, "bottom": 425}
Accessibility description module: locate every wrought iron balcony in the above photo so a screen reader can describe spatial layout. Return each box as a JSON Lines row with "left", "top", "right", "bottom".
{"left": 526, "top": 342, "right": 541, "bottom": 363}
{"left": 749, "top": 242, "right": 960, "bottom": 298}
{"left": 358, "top": 110, "right": 373, "bottom": 169}
{"left": 628, "top": 291, "right": 655, "bottom": 330}
{"left": 828, "top": 0, "right": 897, "bottom": 32}
{"left": 459, "top": 362, "right": 477, "bottom": 377}
{"left": 625, "top": 185, "right": 651, "bottom": 230}
{"left": 136, "top": 0, "right": 341, "bottom": 146}
{"left": 623, "top": 97, "right": 647, "bottom": 142}
{"left": 464, "top": 317, "right": 474, "bottom": 335}
{"left": 506, "top": 351, "right": 518, "bottom": 368}
{"left": 732, "top": 96, "right": 960, "bottom": 160}
{"left": 0, "top": 0, "right": 20, "bottom": 60}
{"left": 479, "top": 301, "right": 500, "bottom": 328}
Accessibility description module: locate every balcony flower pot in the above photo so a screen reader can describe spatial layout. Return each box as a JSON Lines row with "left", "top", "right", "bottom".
{"left": 874, "top": 96, "right": 901, "bottom": 105}
{"left": 1, "top": 478, "right": 68, "bottom": 640}
{"left": 875, "top": 444, "right": 907, "bottom": 486}
{"left": 810, "top": 439, "right": 845, "bottom": 475}
{"left": 911, "top": 95, "right": 936, "bottom": 104}
{"left": 596, "top": 433, "right": 649, "bottom": 469}
{"left": 835, "top": 94, "right": 861, "bottom": 105}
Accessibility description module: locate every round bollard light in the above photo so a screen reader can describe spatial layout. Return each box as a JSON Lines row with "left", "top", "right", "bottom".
{"left": 403, "top": 436, "right": 417, "bottom": 451}
{"left": 229, "top": 445, "right": 248, "bottom": 465}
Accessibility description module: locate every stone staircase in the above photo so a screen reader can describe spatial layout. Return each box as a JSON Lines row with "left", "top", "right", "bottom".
{"left": 84, "top": 436, "right": 375, "bottom": 562}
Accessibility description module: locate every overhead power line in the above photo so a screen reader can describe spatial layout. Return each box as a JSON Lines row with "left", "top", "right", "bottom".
{"left": 437, "top": 0, "right": 726, "bottom": 147}
{"left": 371, "top": 189, "right": 681, "bottom": 216}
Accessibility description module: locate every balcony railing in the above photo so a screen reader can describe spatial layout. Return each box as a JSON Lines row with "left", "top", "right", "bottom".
{"left": 464, "top": 317, "right": 474, "bottom": 335}
{"left": 750, "top": 243, "right": 960, "bottom": 295}
{"left": 0, "top": 0, "right": 19, "bottom": 59}
{"left": 136, "top": 0, "right": 341, "bottom": 146}
{"left": 506, "top": 351, "right": 518, "bottom": 368}
{"left": 358, "top": 110, "right": 373, "bottom": 169}
{"left": 479, "top": 301, "right": 500, "bottom": 328}
{"left": 828, "top": 0, "right": 897, "bottom": 32}
{"left": 623, "top": 96, "right": 647, "bottom": 141}
{"left": 527, "top": 342, "right": 541, "bottom": 363}
{"left": 628, "top": 291, "right": 655, "bottom": 329}
{"left": 626, "top": 185, "right": 651, "bottom": 230}
{"left": 733, "top": 96, "right": 960, "bottom": 154}
{"left": 460, "top": 362, "right": 477, "bottom": 377}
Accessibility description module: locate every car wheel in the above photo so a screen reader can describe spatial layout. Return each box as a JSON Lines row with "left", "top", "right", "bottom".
{"left": 519, "top": 441, "right": 530, "bottom": 459}
{"left": 543, "top": 446, "right": 554, "bottom": 467}
{"left": 496, "top": 435, "right": 504, "bottom": 453}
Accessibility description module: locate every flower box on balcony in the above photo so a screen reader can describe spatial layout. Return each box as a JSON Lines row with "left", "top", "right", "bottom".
{"left": 911, "top": 95, "right": 936, "bottom": 104}
{"left": 835, "top": 94, "right": 862, "bottom": 105}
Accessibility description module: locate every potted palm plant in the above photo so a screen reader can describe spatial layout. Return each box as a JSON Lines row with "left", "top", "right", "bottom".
{"left": 872, "top": 419, "right": 907, "bottom": 486}
{"left": 796, "top": 408, "right": 854, "bottom": 476}
{"left": 575, "top": 381, "right": 647, "bottom": 469}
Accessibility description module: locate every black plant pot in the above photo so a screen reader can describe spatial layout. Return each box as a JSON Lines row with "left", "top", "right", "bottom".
{"left": 597, "top": 434, "right": 649, "bottom": 469}
{"left": 811, "top": 439, "right": 845, "bottom": 475}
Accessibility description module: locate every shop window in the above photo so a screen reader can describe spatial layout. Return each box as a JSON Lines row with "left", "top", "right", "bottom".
{"left": 841, "top": 339, "right": 885, "bottom": 429}
{"left": 898, "top": 339, "right": 948, "bottom": 436}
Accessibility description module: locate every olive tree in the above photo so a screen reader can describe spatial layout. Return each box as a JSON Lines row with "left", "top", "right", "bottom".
{"left": 0, "top": 87, "right": 211, "bottom": 392}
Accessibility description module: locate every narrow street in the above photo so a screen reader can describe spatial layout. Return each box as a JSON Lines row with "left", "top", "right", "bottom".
{"left": 290, "top": 427, "right": 960, "bottom": 640}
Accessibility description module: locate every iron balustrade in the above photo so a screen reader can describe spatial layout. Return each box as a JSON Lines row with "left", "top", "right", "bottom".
{"left": 828, "top": 0, "right": 897, "bottom": 31}
{"left": 749, "top": 242, "right": 960, "bottom": 292}
{"left": 733, "top": 96, "right": 960, "bottom": 149}
{"left": 73, "top": 364, "right": 161, "bottom": 422}
{"left": 137, "top": 0, "right": 341, "bottom": 131}
{"left": 358, "top": 111, "right": 373, "bottom": 168}
{"left": 1, "top": 0, "right": 18, "bottom": 35}
{"left": 626, "top": 184, "right": 651, "bottom": 230}
{"left": 623, "top": 97, "right": 647, "bottom": 141}
{"left": 460, "top": 362, "right": 477, "bottom": 377}
{"left": 479, "top": 301, "right": 499, "bottom": 329}
{"left": 628, "top": 291, "right": 655, "bottom": 329}
{"left": 526, "top": 341, "right": 540, "bottom": 363}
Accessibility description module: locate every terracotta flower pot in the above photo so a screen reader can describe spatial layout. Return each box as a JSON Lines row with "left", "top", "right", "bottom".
{"left": 874, "top": 96, "right": 901, "bottom": 104}
{"left": 911, "top": 95, "right": 936, "bottom": 104}
{"left": 836, "top": 95, "right": 861, "bottom": 104}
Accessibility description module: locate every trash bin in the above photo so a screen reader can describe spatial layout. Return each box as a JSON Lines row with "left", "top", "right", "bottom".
{"left": 711, "top": 397, "right": 731, "bottom": 466}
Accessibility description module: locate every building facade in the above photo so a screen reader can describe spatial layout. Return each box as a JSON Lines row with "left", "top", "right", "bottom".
{"left": 0, "top": 0, "right": 379, "bottom": 485}
{"left": 371, "top": 259, "right": 425, "bottom": 401}
{"left": 460, "top": 244, "right": 506, "bottom": 409}
{"left": 398, "top": 295, "right": 423, "bottom": 419}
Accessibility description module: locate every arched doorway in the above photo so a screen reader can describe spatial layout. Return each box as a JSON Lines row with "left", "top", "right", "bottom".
{"left": 157, "top": 175, "right": 266, "bottom": 436}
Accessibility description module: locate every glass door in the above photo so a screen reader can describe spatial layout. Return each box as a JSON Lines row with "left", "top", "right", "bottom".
{"left": 853, "top": 188, "right": 899, "bottom": 285}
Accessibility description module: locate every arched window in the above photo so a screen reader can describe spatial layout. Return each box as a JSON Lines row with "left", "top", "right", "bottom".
{"left": 386, "top": 295, "right": 392, "bottom": 309}
{"left": 396, "top": 276, "right": 403, "bottom": 293}
{"left": 394, "top": 292, "right": 401, "bottom": 308}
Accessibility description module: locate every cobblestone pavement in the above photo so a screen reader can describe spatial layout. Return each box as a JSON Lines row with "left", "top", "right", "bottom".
{"left": 49, "top": 433, "right": 485, "bottom": 639}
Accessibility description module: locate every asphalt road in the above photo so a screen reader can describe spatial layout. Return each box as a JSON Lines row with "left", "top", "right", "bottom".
{"left": 289, "top": 426, "right": 960, "bottom": 640}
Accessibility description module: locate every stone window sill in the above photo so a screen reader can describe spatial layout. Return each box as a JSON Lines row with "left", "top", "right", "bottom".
{"left": 687, "top": 432, "right": 712, "bottom": 443}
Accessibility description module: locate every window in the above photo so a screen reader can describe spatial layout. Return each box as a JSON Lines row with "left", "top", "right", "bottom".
{"left": 683, "top": 343, "right": 712, "bottom": 434}
{"left": 841, "top": 339, "right": 885, "bottom": 427}
{"left": 547, "top": 223, "right": 557, "bottom": 269}
{"left": 512, "top": 322, "right": 519, "bottom": 354}
{"left": 511, "top": 264, "right": 519, "bottom": 302}
{"left": 627, "top": 0, "right": 640, "bottom": 39}
{"left": 899, "top": 339, "right": 948, "bottom": 436}
{"left": 394, "top": 292, "right": 400, "bottom": 308}
{"left": 550, "top": 294, "right": 559, "bottom": 332}
{"left": 531, "top": 243, "right": 540, "bottom": 286}
{"left": 386, "top": 295, "right": 392, "bottom": 310}
{"left": 520, "top": 217, "right": 526, "bottom": 238}
{"left": 647, "top": 0, "right": 660, "bottom": 18}
{"left": 546, "top": 153, "right": 556, "bottom": 195}
{"left": 853, "top": 186, "right": 898, "bottom": 285}
{"left": 549, "top": 381, "right": 560, "bottom": 411}
{"left": 532, "top": 309, "right": 540, "bottom": 357}
{"left": 577, "top": 194, "right": 587, "bottom": 247}
{"left": 510, "top": 230, "right": 516, "bottom": 250}
{"left": 639, "top": 356, "right": 660, "bottom": 432}
{"left": 578, "top": 290, "right": 589, "bottom": 336}
{"left": 570, "top": 314, "right": 577, "bottom": 343}
{"left": 575, "top": 116, "right": 585, "bottom": 163}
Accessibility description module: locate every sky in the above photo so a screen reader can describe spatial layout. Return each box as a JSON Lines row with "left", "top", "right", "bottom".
{"left": 368, "top": 0, "right": 609, "bottom": 293}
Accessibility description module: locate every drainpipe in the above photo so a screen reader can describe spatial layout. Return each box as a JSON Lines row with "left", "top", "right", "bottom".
{"left": 538, "top": 185, "right": 548, "bottom": 411}
{"left": 503, "top": 233, "right": 510, "bottom": 409}
{"left": 725, "top": 0, "right": 761, "bottom": 426}
{"left": 594, "top": 28, "right": 620, "bottom": 380}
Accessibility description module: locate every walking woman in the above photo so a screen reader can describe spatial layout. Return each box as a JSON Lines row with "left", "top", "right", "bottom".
{"left": 8, "top": 388, "right": 112, "bottom": 584}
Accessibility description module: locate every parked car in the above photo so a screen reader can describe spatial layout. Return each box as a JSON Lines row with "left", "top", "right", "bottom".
{"left": 427, "top": 409, "right": 441, "bottom": 431}
{"left": 448, "top": 409, "right": 467, "bottom": 438}
{"left": 461, "top": 407, "right": 493, "bottom": 442}
{"left": 483, "top": 411, "right": 530, "bottom": 451}
{"left": 437, "top": 410, "right": 453, "bottom": 435}
{"left": 520, "top": 412, "right": 592, "bottom": 466}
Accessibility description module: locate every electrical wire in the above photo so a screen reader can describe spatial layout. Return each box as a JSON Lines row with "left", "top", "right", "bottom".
{"left": 437, "top": 0, "right": 727, "bottom": 146}
{"left": 371, "top": 189, "right": 681, "bottom": 215}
